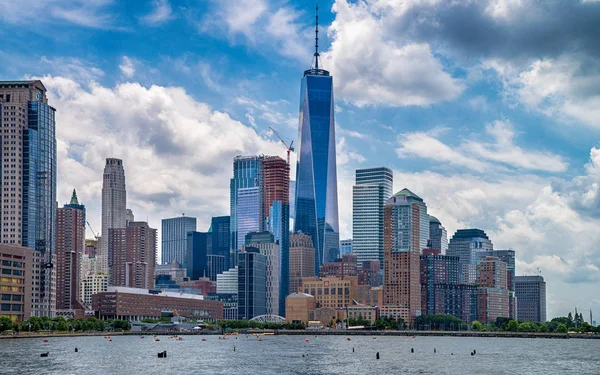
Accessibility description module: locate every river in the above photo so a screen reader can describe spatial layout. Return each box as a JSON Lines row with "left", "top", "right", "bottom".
{"left": 0, "top": 334, "right": 598, "bottom": 374}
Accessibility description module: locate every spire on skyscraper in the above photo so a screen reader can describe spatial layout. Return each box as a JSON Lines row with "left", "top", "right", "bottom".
{"left": 70, "top": 188, "right": 79, "bottom": 205}
{"left": 314, "top": 2, "right": 320, "bottom": 70}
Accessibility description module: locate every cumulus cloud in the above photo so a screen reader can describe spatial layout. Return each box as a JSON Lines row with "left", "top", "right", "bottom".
{"left": 43, "top": 76, "right": 287, "bottom": 259}
{"left": 322, "top": 0, "right": 463, "bottom": 107}
{"left": 119, "top": 56, "right": 136, "bottom": 78}
{"left": 397, "top": 121, "right": 567, "bottom": 173}
{"left": 337, "top": 137, "right": 366, "bottom": 165}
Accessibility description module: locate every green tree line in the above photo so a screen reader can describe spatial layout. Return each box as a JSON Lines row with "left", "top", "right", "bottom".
{"left": 0, "top": 316, "right": 131, "bottom": 333}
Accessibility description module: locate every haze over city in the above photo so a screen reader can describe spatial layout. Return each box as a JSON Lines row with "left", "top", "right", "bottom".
{"left": 1, "top": 0, "right": 599, "bottom": 320}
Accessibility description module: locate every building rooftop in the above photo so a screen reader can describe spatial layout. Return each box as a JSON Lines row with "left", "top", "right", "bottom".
{"left": 429, "top": 215, "right": 441, "bottom": 224}
{"left": 286, "top": 293, "right": 315, "bottom": 299}
{"left": 393, "top": 188, "right": 423, "bottom": 202}
{"left": 450, "top": 229, "right": 489, "bottom": 240}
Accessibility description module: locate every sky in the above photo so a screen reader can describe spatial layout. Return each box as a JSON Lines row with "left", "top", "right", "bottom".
{"left": 1, "top": 0, "right": 600, "bottom": 320}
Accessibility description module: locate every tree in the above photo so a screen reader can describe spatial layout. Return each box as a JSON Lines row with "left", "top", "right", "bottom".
{"left": 556, "top": 324, "right": 568, "bottom": 333}
{"left": 518, "top": 322, "right": 538, "bottom": 332}
{"left": 539, "top": 324, "right": 549, "bottom": 333}
{"left": 471, "top": 321, "right": 483, "bottom": 331}
{"left": 0, "top": 316, "right": 13, "bottom": 332}
{"left": 507, "top": 320, "right": 519, "bottom": 332}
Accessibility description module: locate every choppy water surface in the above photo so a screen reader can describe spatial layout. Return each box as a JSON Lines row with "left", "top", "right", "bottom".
{"left": 1, "top": 334, "right": 598, "bottom": 374}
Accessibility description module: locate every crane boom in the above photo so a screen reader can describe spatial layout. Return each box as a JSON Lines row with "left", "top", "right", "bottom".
{"left": 268, "top": 127, "right": 295, "bottom": 165}
{"left": 86, "top": 221, "right": 100, "bottom": 240}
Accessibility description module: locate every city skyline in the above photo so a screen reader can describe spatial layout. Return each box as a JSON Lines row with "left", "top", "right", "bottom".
{"left": 1, "top": 1, "right": 599, "bottom": 319}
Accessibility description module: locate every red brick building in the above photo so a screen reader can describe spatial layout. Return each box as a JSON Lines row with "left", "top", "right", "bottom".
{"left": 108, "top": 222, "right": 156, "bottom": 289}
{"left": 93, "top": 287, "right": 223, "bottom": 321}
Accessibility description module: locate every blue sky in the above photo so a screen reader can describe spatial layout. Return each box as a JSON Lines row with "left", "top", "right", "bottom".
{"left": 2, "top": 0, "right": 600, "bottom": 319}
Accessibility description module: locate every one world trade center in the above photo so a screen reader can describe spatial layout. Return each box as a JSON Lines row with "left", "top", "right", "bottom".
{"left": 294, "top": 5, "right": 339, "bottom": 274}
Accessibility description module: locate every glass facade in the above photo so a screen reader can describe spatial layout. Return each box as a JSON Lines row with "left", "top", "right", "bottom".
{"left": 447, "top": 229, "right": 493, "bottom": 284}
{"left": 294, "top": 70, "right": 339, "bottom": 273}
{"left": 230, "top": 156, "right": 264, "bottom": 252}
{"left": 352, "top": 167, "right": 393, "bottom": 265}
{"left": 236, "top": 187, "right": 261, "bottom": 253}
{"left": 210, "top": 216, "right": 231, "bottom": 270}
{"left": 161, "top": 216, "right": 197, "bottom": 266}
{"left": 186, "top": 231, "right": 211, "bottom": 280}
{"left": 237, "top": 248, "right": 267, "bottom": 320}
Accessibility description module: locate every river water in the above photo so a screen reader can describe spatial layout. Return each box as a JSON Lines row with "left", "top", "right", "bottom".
{"left": 0, "top": 334, "right": 598, "bottom": 374}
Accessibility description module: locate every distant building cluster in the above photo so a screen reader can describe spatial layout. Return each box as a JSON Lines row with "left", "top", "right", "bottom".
{"left": 0, "top": 33, "right": 548, "bottom": 327}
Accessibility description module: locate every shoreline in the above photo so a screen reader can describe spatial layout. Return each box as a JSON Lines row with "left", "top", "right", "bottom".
{"left": 2, "top": 330, "right": 597, "bottom": 340}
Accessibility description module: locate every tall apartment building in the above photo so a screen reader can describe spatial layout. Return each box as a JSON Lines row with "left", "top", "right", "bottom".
{"left": 428, "top": 216, "right": 448, "bottom": 254}
{"left": 515, "top": 275, "right": 546, "bottom": 323}
{"left": 263, "top": 156, "right": 290, "bottom": 316}
{"left": 289, "top": 232, "right": 315, "bottom": 295}
{"left": 244, "top": 232, "right": 279, "bottom": 316}
{"left": 0, "top": 244, "right": 33, "bottom": 321}
{"left": 447, "top": 229, "right": 493, "bottom": 284}
{"left": 161, "top": 215, "right": 196, "bottom": 266}
{"left": 477, "top": 257, "right": 510, "bottom": 324}
{"left": 80, "top": 273, "right": 109, "bottom": 309}
{"left": 480, "top": 249, "right": 516, "bottom": 319}
{"left": 55, "top": 190, "right": 85, "bottom": 311}
{"left": 237, "top": 248, "right": 267, "bottom": 320}
{"left": 352, "top": 167, "right": 393, "bottom": 265}
{"left": 319, "top": 254, "right": 358, "bottom": 279}
{"left": 101, "top": 158, "right": 126, "bottom": 274}
{"left": 383, "top": 189, "right": 428, "bottom": 323}
{"left": 0, "top": 80, "right": 57, "bottom": 317}
{"left": 108, "top": 222, "right": 156, "bottom": 289}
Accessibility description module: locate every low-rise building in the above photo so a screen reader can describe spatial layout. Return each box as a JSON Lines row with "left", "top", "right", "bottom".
{"left": 92, "top": 287, "right": 223, "bottom": 321}
{"left": 285, "top": 293, "right": 316, "bottom": 324}
{"left": 0, "top": 245, "right": 32, "bottom": 322}
{"left": 347, "top": 305, "right": 377, "bottom": 323}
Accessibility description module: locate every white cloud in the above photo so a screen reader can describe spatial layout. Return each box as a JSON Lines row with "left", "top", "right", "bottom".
{"left": 42, "top": 76, "right": 287, "bottom": 261}
{"left": 337, "top": 137, "right": 366, "bottom": 165}
{"left": 119, "top": 56, "right": 136, "bottom": 78}
{"left": 322, "top": 0, "right": 464, "bottom": 107}
{"left": 396, "top": 121, "right": 568, "bottom": 173}
{"left": 38, "top": 57, "right": 105, "bottom": 82}
{"left": 234, "top": 96, "right": 297, "bottom": 129}
{"left": 139, "top": 0, "right": 175, "bottom": 26}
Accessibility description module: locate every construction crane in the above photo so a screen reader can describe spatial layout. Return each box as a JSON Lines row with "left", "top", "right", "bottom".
{"left": 86, "top": 221, "right": 100, "bottom": 241}
{"left": 268, "top": 126, "right": 294, "bottom": 165}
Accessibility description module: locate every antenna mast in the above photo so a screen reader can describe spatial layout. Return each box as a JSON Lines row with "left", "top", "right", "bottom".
{"left": 314, "top": 3, "right": 320, "bottom": 70}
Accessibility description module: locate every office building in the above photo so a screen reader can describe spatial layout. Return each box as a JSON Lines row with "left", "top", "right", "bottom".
{"left": 0, "top": 80, "right": 57, "bottom": 317}
{"left": 420, "top": 249, "right": 460, "bottom": 316}
{"left": 207, "top": 254, "right": 226, "bottom": 281}
{"left": 383, "top": 189, "right": 428, "bottom": 323}
{"left": 108, "top": 222, "right": 156, "bottom": 289}
{"left": 230, "top": 155, "right": 264, "bottom": 253}
{"left": 0, "top": 245, "right": 33, "bottom": 321}
{"left": 515, "top": 275, "right": 546, "bottom": 323}
{"left": 300, "top": 276, "right": 356, "bottom": 310}
{"left": 319, "top": 254, "right": 358, "bottom": 279}
{"left": 125, "top": 209, "right": 134, "bottom": 225}
{"left": 154, "top": 260, "right": 187, "bottom": 283}
{"left": 55, "top": 190, "right": 85, "bottom": 311}
{"left": 477, "top": 257, "right": 510, "bottom": 323}
{"left": 101, "top": 158, "right": 126, "bottom": 274}
{"left": 447, "top": 229, "right": 493, "bottom": 284}
{"left": 162, "top": 216, "right": 196, "bottom": 266}
{"left": 352, "top": 167, "right": 393, "bottom": 265}
{"left": 216, "top": 266, "right": 238, "bottom": 295}
{"left": 244, "top": 232, "right": 279, "bottom": 316}
{"left": 294, "top": 20, "right": 340, "bottom": 272}
{"left": 93, "top": 287, "right": 223, "bottom": 321}
{"left": 289, "top": 232, "right": 315, "bottom": 295}
{"left": 479, "top": 250, "right": 516, "bottom": 290}
{"left": 237, "top": 248, "right": 267, "bottom": 320}
{"left": 340, "top": 239, "right": 352, "bottom": 255}
{"left": 186, "top": 231, "right": 211, "bottom": 280}
{"left": 428, "top": 216, "right": 448, "bottom": 254}
{"left": 263, "top": 156, "right": 290, "bottom": 316}
{"left": 210, "top": 216, "right": 231, "bottom": 270}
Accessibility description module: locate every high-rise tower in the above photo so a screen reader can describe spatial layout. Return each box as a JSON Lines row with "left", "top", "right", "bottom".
{"left": 352, "top": 167, "right": 393, "bottom": 265}
{"left": 100, "top": 158, "right": 126, "bottom": 274}
{"left": 0, "top": 80, "right": 57, "bottom": 317}
{"left": 162, "top": 215, "right": 197, "bottom": 266}
{"left": 294, "top": 5, "right": 339, "bottom": 272}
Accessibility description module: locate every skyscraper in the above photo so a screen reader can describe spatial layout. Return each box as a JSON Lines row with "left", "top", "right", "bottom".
{"left": 428, "top": 216, "right": 448, "bottom": 254}
{"left": 244, "top": 232, "right": 280, "bottom": 316}
{"left": 383, "top": 189, "right": 428, "bottom": 323}
{"left": 55, "top": 190, "right": 85, "bottom": 311}
{"left": 477, "top": 257, "right": 510, "bottom": 323}
{"left": 161, "top": 215, "right": 197, "bottom": 266}
{"left": 0, "top": 80, "right": 57, "bottom": 317}
{"left": 186, "top": 231, "right": 211, "bottom": 280}
{"left": 288, "top": 232, "right": 315, "bottom": 295}
{"left": 210, "top": 216, "right": 231, "bottom": 270}
{"left": 108, "top": 221, "right": 156, "bottom": 289}
{"left": 294, "top": 8, "right": 339, "bottom": 271}
{"left": 230, "top": 155, "right": 264, "bottom": 253}
{"left": 515, "top": 275, "right": 547, "bottom": 323}
{"left": 263, "top": 156, "right": 290, "bottom": 315}
{"left": 101, "top": 158, "right": 126, "bottom": 274}
{"left": 237, "top": 248, "right": 267, "bottom": 320}
{"left": 447, "top": 229, "right": 493, "bottom": 284}
{"left": 352, "top": 167, "right": 393, "bottom": 265}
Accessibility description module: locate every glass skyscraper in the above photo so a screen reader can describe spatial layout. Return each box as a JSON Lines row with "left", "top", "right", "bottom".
{"left": 162, "top": 216, "right": 197, "bottom": 267}
{"left": 294, "top": 20, "right": 339, "bottom": 273}
{"left": 230, "top": 156, "right": 264, "bottom": 253}
{"left": 352, "top": 167, "right": 393, "bottom": 265}
{"left": 447, "top": 229, "right": 494, "bottom": 284}
{"left": 210, "top": 216, "right": 231, "bottom": 270}
{"left": 236, "top": 187, "right": 261, "bottom": 253}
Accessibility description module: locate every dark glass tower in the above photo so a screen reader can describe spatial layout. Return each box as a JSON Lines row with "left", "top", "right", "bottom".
{"left": 294, "top": 6, "right": 339, "bottom": 273}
